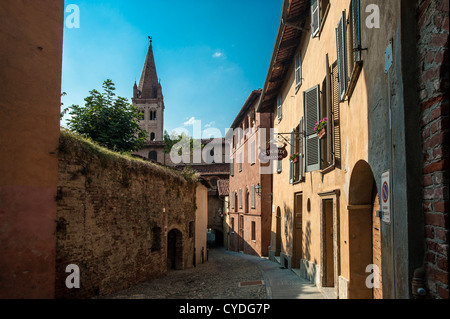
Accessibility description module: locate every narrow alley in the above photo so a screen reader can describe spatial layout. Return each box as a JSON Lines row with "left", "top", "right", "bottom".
{"left": 98, "top": 248, "right": 325, "bottom": 300}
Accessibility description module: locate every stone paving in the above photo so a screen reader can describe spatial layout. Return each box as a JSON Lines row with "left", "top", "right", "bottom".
{"left": 99, "top": 248, "right": 267, "bottom": 299}
{"left": 99, "top": 248, "right": 325, "bottom": 299}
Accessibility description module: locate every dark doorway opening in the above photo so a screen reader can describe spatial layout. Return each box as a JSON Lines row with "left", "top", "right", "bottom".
{"left": 167, "top": 229, "right": 183, "bottom": 270}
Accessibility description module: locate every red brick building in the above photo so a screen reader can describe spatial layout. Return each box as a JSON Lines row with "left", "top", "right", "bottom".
{"left": 228, "top": 90, "right": 273, "bottom": 257}
{"left": 416, "top": 0, "right": 449, "bottom": 299}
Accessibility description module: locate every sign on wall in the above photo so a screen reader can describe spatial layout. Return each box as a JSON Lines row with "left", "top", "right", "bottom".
{"left": 381, "top": 171, "right": 391, "bottom": 223}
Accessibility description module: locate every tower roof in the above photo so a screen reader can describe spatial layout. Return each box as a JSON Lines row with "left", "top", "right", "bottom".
{"left": 137, "top": 37, "right": 160, "bottom": 99}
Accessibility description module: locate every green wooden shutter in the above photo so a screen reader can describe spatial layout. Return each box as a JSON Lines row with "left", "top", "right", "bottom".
{"left": 311, "top": 0, "right": 320, "bottom": 37}
{"left": 336, "top": 10, "right": 348, "bottom": 102}
{"left": 304, "top": 85, "right": 321, "bottom": 172}
{"left": 289, "top": 130, "right": 295, "bottom": 183}
{"left": 295, "top": 52, "right": 302, "bottom": 89}
{"left": 325, "top": 54, "right": 332, "bottom": 165}
{"left": 352, "top": 0, "right": 361, "bottom": 63}
{"left": 299, "top": 117, "right": 305, "bottom": 180}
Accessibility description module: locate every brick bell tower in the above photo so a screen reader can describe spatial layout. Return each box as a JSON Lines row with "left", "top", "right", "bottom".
{"left": 132, "top": 36, "right": 165, "bottom": 163}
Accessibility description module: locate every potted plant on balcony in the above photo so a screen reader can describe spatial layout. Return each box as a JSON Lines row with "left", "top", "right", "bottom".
{"left": 314, "top": 118, "right": 328, "bottom": 140}
{"left": 290, "top": 152, "right": 300, "bottom": 164}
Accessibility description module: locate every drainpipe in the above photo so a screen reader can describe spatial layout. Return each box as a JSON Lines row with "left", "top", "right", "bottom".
{"left": 385, "top": 39, "right": 397, "bottom": 298}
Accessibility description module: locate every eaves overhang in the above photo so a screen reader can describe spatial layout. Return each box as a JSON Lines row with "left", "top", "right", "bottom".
{"left": 257, "top": 0, "right": 309, "bottom": 114}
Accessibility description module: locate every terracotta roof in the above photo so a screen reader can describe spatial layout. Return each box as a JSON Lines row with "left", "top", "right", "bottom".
{"left": 258, "top": 0, "right": 309, "bottom": 113}
{"left": 217, "top": 179, "right": 230, "bottom": 196}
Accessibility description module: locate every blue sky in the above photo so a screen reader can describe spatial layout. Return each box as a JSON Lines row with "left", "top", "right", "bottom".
{"left": 61, "top": 0, "right": 283, "bottom": 138}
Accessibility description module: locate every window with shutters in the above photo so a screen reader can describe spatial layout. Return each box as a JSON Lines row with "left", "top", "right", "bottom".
{"left": 311, "top": 0, "right": 331, "bottom": 38}
{"left": 238, "top": 152, "right": 243, "bottom": 172}
{"left": 335, "top": 1, "right": 363, "bottom": 102}
{"left": 295, "top": 52, "right": 302, "bottom": 91}
{"left": 336, "top": 10, "right": 348, "bottom": 102}
{"left": 293, "top": 118, "right": 305, "bottom": 183}
{"left": 319, "top": 54, "right": 335, "bottom": 173}
{"left": 303, "top": 85, "right": 321, "bottom": 172}
{"left": 277, "top": 94, "right": 283, "bottom": 122}
{"left": 319, "top": 57, "right": 342, "bottom": 174}
{"left": 250, "top": 140, "right": 256, "bottom": 165}
{"left": 251, "top": 185, "right": 255, "bottom": 209}
{"left": 231, "top": 191, "right": 235, "bottom": 210}
{"left": 347, "top": 0, "right": 363, "bottom": 99}
{"left": 239, "top": 189, "right": 243, "bottom": 209}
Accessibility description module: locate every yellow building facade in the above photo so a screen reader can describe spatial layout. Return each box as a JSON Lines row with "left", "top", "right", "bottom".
{"left": 258, "top": 0, "right": 410, "bottom": 299}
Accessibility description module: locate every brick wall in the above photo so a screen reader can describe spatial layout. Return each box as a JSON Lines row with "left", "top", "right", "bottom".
{"left": 55, "top": 131, "right": 197, "bottom": 298}
{"left": 417, "top": 0, "right": 449, "bottom": 299}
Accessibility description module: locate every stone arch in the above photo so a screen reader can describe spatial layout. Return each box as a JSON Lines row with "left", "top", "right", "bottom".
{"left": 347, "top": 160, "right": 380, "bottom": 299}
{"left": 167, "top": 228, "right": 183, "bottom": 270}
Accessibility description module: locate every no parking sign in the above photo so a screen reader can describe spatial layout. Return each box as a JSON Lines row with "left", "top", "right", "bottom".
{"left": 381, "top": 171, "right": 391, "bottom": 223}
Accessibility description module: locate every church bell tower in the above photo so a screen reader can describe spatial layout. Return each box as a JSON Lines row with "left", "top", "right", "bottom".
{"left": 132, "top": 37, "right": 165, "bottom": 163}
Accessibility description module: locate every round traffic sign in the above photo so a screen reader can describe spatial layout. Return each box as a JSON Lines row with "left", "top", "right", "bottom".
{"left": 382, "top": 182, "right": 389, "bottom": 203}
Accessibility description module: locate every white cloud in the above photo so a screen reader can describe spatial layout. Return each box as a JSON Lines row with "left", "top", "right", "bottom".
{"left": 212, "top": 51, "right": 224, "bottom": 58}
{"left": 204, "top": 121, "right": 216, "bottom": 128}
{"left": 184, "top": 117, "right": 197, "bottom": 126}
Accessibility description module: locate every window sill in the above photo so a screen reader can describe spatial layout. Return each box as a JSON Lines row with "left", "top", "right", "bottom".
{"left": 321, "top": 164, "right": 335, "bottom": 175}
{"left": 293, "top": 178, "right": 304, "bottom": 185}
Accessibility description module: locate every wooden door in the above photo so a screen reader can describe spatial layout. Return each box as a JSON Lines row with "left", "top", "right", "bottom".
{"left": 292, "top": 194, "right": 303, "bottom": 268}
{"left": 239, "top": 215, "right": 244, "bottom": 252}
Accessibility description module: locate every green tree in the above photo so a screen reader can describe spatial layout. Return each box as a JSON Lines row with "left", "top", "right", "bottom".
{"left": 65, "top": 80, "right": 147, "bottom": 153}
{"left": 163, "top": 130, "right": 204, "bottom": 155}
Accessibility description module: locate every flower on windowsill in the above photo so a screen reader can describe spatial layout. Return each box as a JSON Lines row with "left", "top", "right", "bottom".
{"left": 290, "top": 152, "right": 300, "bottom": 162}
{"left": 314, "top": 117, "right": 327, "bottom": 134}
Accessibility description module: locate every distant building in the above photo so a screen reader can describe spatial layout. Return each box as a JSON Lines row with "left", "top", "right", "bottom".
{"left": 228, "top": 89, "right": 273, "bottom": 257}
{"left": 132, "top": 39, "right": 167, "bottom": 165}
{"left": 175, "top": 138, "right": 230, "bottom": 247}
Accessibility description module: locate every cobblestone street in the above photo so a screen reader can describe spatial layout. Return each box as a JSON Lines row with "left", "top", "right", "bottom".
{"left": 100, "top": 248, "right": 267, "bottom": 299}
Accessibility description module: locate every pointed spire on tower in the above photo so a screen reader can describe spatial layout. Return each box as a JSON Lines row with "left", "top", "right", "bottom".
{"left": 137, "top": 36, "right": 160, "bottom": 99}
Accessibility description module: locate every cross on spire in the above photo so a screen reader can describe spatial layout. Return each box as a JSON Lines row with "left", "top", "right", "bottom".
{"left": 148, "top": 36, "right": 152, "bottom": 45}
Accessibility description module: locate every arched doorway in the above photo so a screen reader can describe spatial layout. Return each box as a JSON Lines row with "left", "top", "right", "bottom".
{"left": 347, "top": 160, "right": 382, "bottom": 299}
{"left": 167, "top": 229, "right": 183, "bottom": 270}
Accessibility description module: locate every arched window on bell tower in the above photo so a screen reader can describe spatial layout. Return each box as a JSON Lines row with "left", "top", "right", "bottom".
{"left": 150, "top": 132, "right": 156, "bottom": 141}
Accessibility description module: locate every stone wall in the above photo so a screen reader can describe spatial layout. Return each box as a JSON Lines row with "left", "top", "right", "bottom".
{"left": 55, "top": 131, "right": 198, "bottom": 298}
{"left": 417, "top": 0, "right": 449, "bottom": 299}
